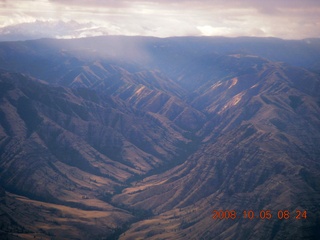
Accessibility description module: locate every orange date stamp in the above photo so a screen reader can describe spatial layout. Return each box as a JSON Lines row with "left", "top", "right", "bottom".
{"left": 212, "top": 210, "right": 307, "bottom": 220}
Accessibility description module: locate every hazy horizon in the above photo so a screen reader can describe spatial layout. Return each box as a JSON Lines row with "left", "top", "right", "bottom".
{"left": 0, "top": 0, "right": 320, "bottom": 41}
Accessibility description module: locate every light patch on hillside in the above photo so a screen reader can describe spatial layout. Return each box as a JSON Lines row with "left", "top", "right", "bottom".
{"left": 219, "top": 91, "right": 245, "bottom": 114}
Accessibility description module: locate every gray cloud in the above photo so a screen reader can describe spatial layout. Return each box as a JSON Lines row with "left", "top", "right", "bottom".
{"left": 47, "top": 0, "right": 320, "bottom": 13}
{"left": 0, "top": 0, "right": 319, "bottom": 39}
{"left": 0, "top": 20, "right": 109, "bottom": 41}
{"left": 59, "top": 0, "right": 320, "bottom": 8}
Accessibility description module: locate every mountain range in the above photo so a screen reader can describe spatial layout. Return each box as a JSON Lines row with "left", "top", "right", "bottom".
{"left": 0, "top": 36, "right": 320, "bottom": 239}
{"left": 0, "top": 20, "right": 109, "bottom": 42}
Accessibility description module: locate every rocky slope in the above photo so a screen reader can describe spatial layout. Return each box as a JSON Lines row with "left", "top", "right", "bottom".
{"left": 114, "top": 58, "right": 320, "bottom": 239}
{"left": 0, "top": 70, "right": 191, "bottom": 239}
{"left": 0, "top": 36, "right": 320, "bottom": 239}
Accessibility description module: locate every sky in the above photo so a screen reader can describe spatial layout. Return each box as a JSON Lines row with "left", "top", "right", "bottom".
{"left": 0, "top": 0, "right": 320, "bottom": 40}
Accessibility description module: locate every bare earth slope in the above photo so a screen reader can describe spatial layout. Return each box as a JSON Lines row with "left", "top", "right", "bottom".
{"left": 0, "top": 36, "right": 320, "bottom": 239}
{"left": 115, "top": 59, "right": 320, "bottom": 239}
{"left": 0, "top": 70, "right": 191, "bottom": 239}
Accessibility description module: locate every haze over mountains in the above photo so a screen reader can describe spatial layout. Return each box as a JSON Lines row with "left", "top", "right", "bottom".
{"left": 0, "top": 20, "right": 110, "bottom": 42}
{"left": 0, "top": 36, "right": 320, "bottom": 239}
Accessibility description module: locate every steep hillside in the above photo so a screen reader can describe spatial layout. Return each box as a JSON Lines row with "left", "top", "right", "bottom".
{"left": 114, "top": 58, "right": 320, "bottom": 239}
{"left": 0, "top": 36, "right": 320, "bottom": 239}
{"left": 0, "top": 70, "right": 192, "bottom": 239}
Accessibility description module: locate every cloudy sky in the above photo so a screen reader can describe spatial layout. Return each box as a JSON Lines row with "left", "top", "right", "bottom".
{"left": 0, "top": 0, "right": 320, "bottom": 40}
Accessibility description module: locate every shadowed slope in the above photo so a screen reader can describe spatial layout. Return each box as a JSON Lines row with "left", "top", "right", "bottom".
{"left": 0, "top": 36, "right": 320, "bottom": 239}
{"left": 0, "top": 70, "right": 192, "bottom": 239}
{"left": 114, "top": 60, "right": 320, "bottom": 240}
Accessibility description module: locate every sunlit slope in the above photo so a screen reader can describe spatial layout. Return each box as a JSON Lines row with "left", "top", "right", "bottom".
{"left": 114, "top": 58, "right": 320, "bottom": 240}
{"left": 0, "top": 36, "right": 320, "bottom": 239}
{"left": 0, "top": 70, "right": 191, "bottom": 239}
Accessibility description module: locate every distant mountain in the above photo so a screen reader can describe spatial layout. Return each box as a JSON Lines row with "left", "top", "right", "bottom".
{"left": 0, "top": 36, "right": 320, "bottom": 239}
{"left": 0, "top": 20, "right": 108, "bottom": 41}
